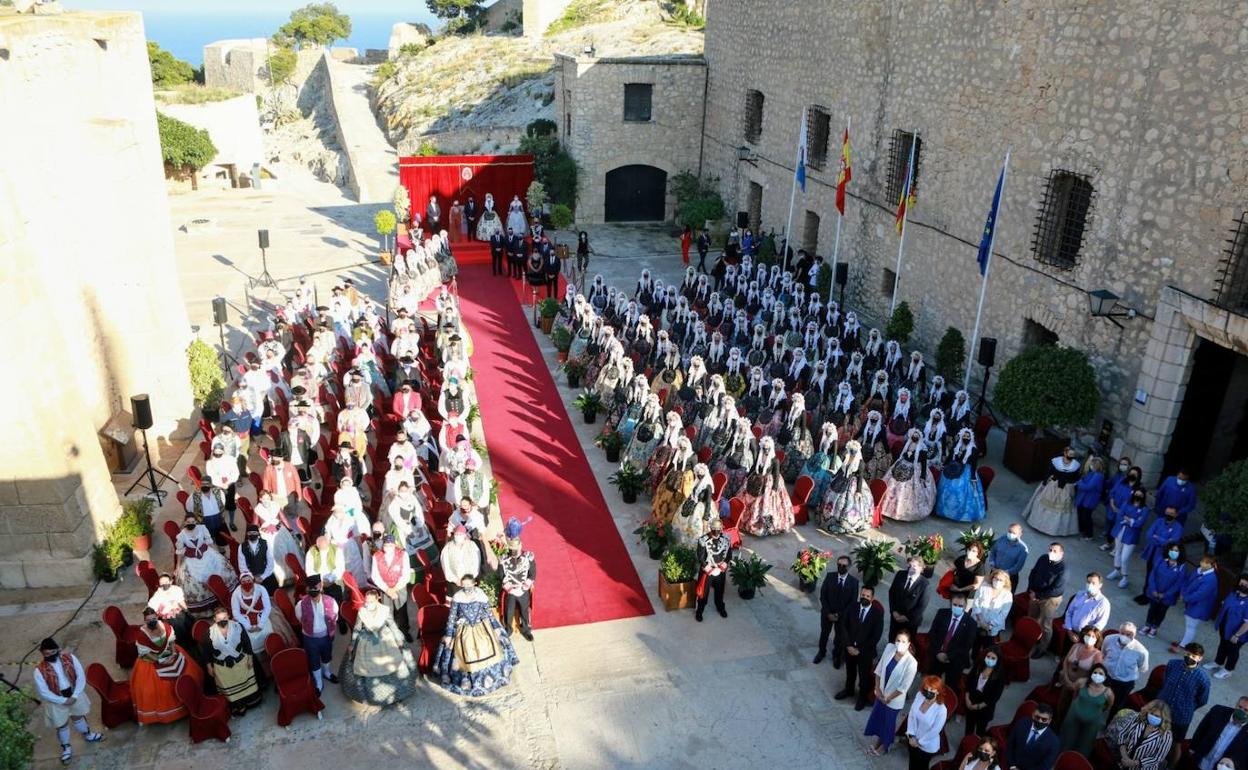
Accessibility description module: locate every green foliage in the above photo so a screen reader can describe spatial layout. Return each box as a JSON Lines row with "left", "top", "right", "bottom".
{"left": 153, "top": 84, "right": 242, "bottom": 105}
{"left": 157, "top": 112, "right": 217, "bottom": 173}
{"left": 957, "top": 526, "right": 995, "bottom": 555}
{"left": 852, "top": 540, "right": 899, "bottom": 587}
{"left": 373, "top": 60, "right": 398, "bottom": 87}
{"left": 609, "top": 463, "right": 647, "bottom": 496}
{"left": 633, "top": 517, "right": 671, "bottom": 552}
{"left": 426, "top": 0, "right": 484, "bottom": 28}
{"left": 92, "top": 522, "right": 131, "bottom": 579}
{"left": 538, "top": 298, "right": 561, "bottom": 318}
{"left": 466, "top": 403, "right": 480, "bottom": 426}
{"left": 478, "top": 568, "right": 502, "bottom": 607}
{"left": 546, "top": 0, "right": 612, "bottom": 36}
{"left": 666, "top": 5, "right": 705, "bottom": 28}
{"left": 550, "top": 203, "right": 574, "bottom": 231}
{"left": 572, "top": 390, "right": 603, "bottom": 414}
{"left": 115, "top": 498, "right": 156, "bottom": 540}
{"left": 551, "top": 325, "right": 573, "bottom": 352}
{"left": 398, "top": 41, "right": 427, "bottom": 58}
{"left": 415, "top": 138, "right": 440, "bottom": 156}
{"left": 935, "top": 327, "right": 967, "bottom": 384}
{"left": 790, "top": 546, "right": 832, "bottom": 583}
{"left": 885, "top": 301, "right": 915, "bottom": 345}
{"left": 519, "top": 133, "right": 578, "bottom": 210}
{"left": 1203, "top": 460, "right": 1248, "bottom": 552}
{"left": 670, "top": 171, "right": 724, "bottom": 228}
{"left": 660, "top": 544, "right": 698, "bottom": 583}
{"left": 815, "top": 262, "right": 833, "bottom": 302}
{"left": 148, "top": 41, "right": 195, "bottom": 87}
{"left": 0, "top": 687, "right": 36, "bottom": 770}
{"left": 392, "top": 185, "right": 411, "bottom": 224}
{"left": 994, "top": 344, "right": 1099, "bottom": 431}
{"left": 267, "top": 46, "right": 297, "bottom": 86}
{"left": 374, "top": 209, "right": 397, "bottom": 238}
{"left": 526, "top": 118, "right": 557, "bottom": 138}
{"left": 526, "top": 180, "right": 547, "bottom": 215}
{"left": 187, "top": 338, "right": 226, "bottom": 409}
{"left": 729, "top": 552, "right": 772, "bottom": 591}
{"left": 594, "top": 427, "right": 623, "bottom": 452}
{"left": 277, "top": 3, "right": 352, "bottom": 47}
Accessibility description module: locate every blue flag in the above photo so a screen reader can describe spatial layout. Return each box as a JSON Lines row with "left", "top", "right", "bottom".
{"left": 795, "top": 113, "right": 808, "bottom": 193}
{"left": 977, "top": 162, "right": 1005, "bottom": 276}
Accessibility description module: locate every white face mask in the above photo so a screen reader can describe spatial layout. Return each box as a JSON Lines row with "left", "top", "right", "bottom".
{"left": 1083, "top": 635, "right": 1097, "bottom": 647}
{"left": 1090, "top": 673, "right": 1106, "bottom": 684}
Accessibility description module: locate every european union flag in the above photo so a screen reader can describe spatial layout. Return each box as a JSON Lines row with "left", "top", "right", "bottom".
{"left": 977, "top": 162, "right": 1006, "bottom": 276}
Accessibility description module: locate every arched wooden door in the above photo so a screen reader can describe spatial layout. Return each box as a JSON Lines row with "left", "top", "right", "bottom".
{"left": 604, "top": 165, "right": 667, "bottom": 222}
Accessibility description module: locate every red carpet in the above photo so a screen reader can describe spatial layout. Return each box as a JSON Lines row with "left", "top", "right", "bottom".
{"left": 455, "top": 263, "right": 652, "bottom": 628}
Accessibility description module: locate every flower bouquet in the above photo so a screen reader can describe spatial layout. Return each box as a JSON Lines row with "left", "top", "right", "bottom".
{"left": 790, "top": 546, "right": 833, "bottom": 592}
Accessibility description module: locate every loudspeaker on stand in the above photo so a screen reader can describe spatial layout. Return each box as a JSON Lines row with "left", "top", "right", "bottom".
{"left": 131, "top": 394, "right": 153, "bottom": 430}
{"left": 258, "top": 229, "right": 270, "bottom": 250}
{"left": 212, "top": 297, "right": 228, "bottom": 325}
{"left": 977, "top": 337, "right": 997, "bottom": 368}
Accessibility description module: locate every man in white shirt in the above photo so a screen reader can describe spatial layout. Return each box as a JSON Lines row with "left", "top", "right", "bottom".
{"left": 441, "top": 525, "right": 481, "bottom": 594}
{"left": 1102, "top": 621, "right": 1150, "bottom": 706}
{"left": 32, "top": 638, "right": 104, "bottom": 764}
{"left": 205, "top": 444, "right": 240, "bottom": 531}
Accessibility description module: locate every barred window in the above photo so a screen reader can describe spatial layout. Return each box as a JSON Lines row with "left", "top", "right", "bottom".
{"left": 1215, "top": 211, "right": 1248, "bottom": 312}
{"left": 623, "top": 83, "right": 652, "bottom": 123}
{"left": 1032, "top": 170, "right": 1095, "bottom": 270}
{"left": 886, "top": 129, "right": 922, "bottom": 204}
{"left": 807, "top": 105, "right": 831, "bottom": 170}
{"left": 743, "top": 89, "right": 764, "bottom": 144}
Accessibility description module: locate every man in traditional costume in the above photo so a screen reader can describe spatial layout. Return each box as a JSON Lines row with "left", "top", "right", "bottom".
{"left": 304, "top": 534, "right": 348, "bottom": 611}
{"left": 695, "top": 517, "right": 734, "bottom": 622}
{"left": 239, "top": 524, "right": 277, "bottom": 594}
{"left": 32, "top": 638, "right": 104, "bottom": 765}
{"left": 297, "top": 575, "right": 340, "bottom": 694}
{"left": 370, "top": 534, "right": 413, "bottom": 642}
{"left": 146, "top": 572, "right": 193, "bottom": 643}
{"left": 441, "top": 525, "right": 481, "bottom": 595}
{"left": 498, "top": 518, "right": 536, "bottom": 641}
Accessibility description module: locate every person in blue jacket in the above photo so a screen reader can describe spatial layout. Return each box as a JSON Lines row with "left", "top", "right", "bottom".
{"left": 1175, "top": 555, "right": 1220, "bottom": 651}
{"left": 1207, "top": 575, "right": 1248, "bottom": 681}
{"left": 1134, "top": 506, "right": 1184, "bottom": 605}
{"left": 1074, "top": 458, "right": 1105, "bottom": 541}
{"left": 1108, "top": 489, "right": 1149, "bottom": 590}
{"left": 1155, "top": 469, "right": 1198, "bottom": 525}
{"left": 1101, "top": 465, "right": 1142, "bottom": 553}
{"left": 1141, "top": 543, "right": 1187, "bottom": 638}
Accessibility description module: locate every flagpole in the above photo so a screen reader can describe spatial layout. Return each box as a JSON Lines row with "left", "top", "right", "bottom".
{"left": 965, "top": 150, "right": 1010, "bottom": 391}
{"left": 782, "top": 107, "right": 806, "bottom": 272}
{"left": 889, "top": 131, "right": 918, "bottom": 315}
{"left": 831, "top": 115, "right": 850, "bottom": 267}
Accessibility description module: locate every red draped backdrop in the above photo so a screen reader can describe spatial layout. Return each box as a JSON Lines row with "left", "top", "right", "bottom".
{"left": 398, "top": 154, "right": 535, "bottom": 228}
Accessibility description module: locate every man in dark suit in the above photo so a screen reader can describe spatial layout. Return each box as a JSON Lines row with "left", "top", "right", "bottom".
{"left": 489, "top": 230, "right": 505, "bottom": 276}
{"left": 1007, "top": 703, "right": 1060, "bottom": 770}
{"left": 926, "top": 594, "right": 978, "bottom": 692}
{"left": 834, "top": 585, "right": 883, "bottom": 711}
{"left": 507, "top": 229, "right": 526, "bottom": 279}
{"left": 815, "top": 555, "right": 858, "bottom": 667}
{"left": 888, "top": 556, "right": 930, "bottom": 642}
{"left": 1190, "top": 697, "right": 1248, "bottom": 770}
{"left": 465, "top": 196, "right": 478, "bottom": 240}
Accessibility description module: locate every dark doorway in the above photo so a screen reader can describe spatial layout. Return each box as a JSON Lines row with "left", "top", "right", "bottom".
{"left": 1021, "top": 318, "right": 1059, "bottom": 351}
{"left": 1163, "top": 337, "right": 1248, "bottom": 480}
{"left": 604, "top": 165, "right": 667, "bottom": 222}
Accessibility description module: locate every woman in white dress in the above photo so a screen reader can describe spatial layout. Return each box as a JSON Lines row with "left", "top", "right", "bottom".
{"left": 325, "top": 505, "right": 371, "bottom": 587}
{"left": 476, "top": 193, "right": 503, "bottom": 240}
{"left": 1021, "top": 448, "right": 1083, "bottom": 536}
{"left": 878, "top": 429, "right": 937, "bottom": 523}
{"left": 174, "top": 515, "right": 238, "bottom": 612}
{"left": 506, "top": 195, "right": 527, "bottom": 236}
{"left": 254, "top": 489, "right": 303, "bottom": 586}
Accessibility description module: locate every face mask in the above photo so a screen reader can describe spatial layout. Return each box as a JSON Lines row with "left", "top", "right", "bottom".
{"left": 184, "top": 523, "right": 195, "bottom": 530}
{"left": 1220, "top": 765, "right": 1235, "bottom": 770}
{"left": 1201, "top": 566, "right": 1214, "bottom": 575}
{"left": 146, "top": 619, "right": 159, "bottom": 629}
{"left": 952, "top": 605, "right": 965, "bottom": 618}
{"left": 159, "top": 582, "right": 171, "bottom": 590}
{"left": 1120, "top": 462, "right": 1129, "bottom": 472}
{"left": 1239, "top": 585, "right": 1248, "bottom": 595}
{"left": 976, "top": 751, "right": 993, "bottom": 762}
{"left": 1090, "top": 672, "right": 1106, "bottom": 684}
{"left": 216, "top": 619, "right": 229, "bottom": 628}
{"left": 1233, "top": 708, "right": 1247, "bottom": 723}
{"left": 1083, "top": 635, "right": 1096, "bottom": 646}
{"left": 895, "top": 641, "right": 909, "bottom": 652}
{"left": 1168, "top": 550, "right": 1180, "bottom": 560}
{"left": 1049, "top": 551, "right": 1062, "bottom": 562}
{"left": 992, "top": 579, "right": 1005, "bottom": 590}
{"left": 859, "top": 597, "right": 871, "bottom": 608}
{"left": 984, "top": 657, "right": 997, "bottom": 668}
{"left": 1031, "top": 719, "right": 1048, "bottom": 732}
{"left": 1086, "top": 582, "right": 1099, "bottom": 595}
{"left": 308, "top": 589, "right": 321, "bottom": 597}
{"left": 43, "top": 652, "right": 59, "bottom": 662}
{"left": 1006, "top": 532, "right": 1018, "bottom": 541}
{"left": 836, "top": 564, "right": 848, "bottom": 575}
{"left": 247, "top": 535, "right": 260, "bottom": 542}
{"left": 1133, "top": 497, "right": 1145, "bottom": 506}
{"left": 1146, "top": 714, "right": 1163, "bottom": 727}
{"left": 1176, "top": 479, "right": 1187, "bottom": 486}
{"left": 1185, "top": 655, "right": 1200, "bottom": 667}
{"left": 1165, "top": 513, "right": 1177, "bottom": 521}
{"left": 922, "top": 689, "right": 937, "bottom": 700}
{"left": 454, "top": 535, "right": 466, "bottom": 544}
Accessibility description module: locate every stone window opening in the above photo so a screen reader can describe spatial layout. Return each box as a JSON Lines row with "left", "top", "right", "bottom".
{"left": 623, "top": 83, "right": 653, "bottom": 123}
{"left": 743, "top": 89, "right": 765, "bottom": 144}
{"left": 1214, "top": 211, "right": 1248, "bottom": 313}
{"left": 807, "top": 106, "right": 832, "bottom": 170}
{"left": 1021, "top": 318, "right": 1060, "bottom": 350}
{"left": 1032, "top": 169, "right": 1095, "bottom": 270}
{"left": 886, "top": 129, "right": 922, "bottom": 205}
{"left": 881, "top": 267, "right": 897, "bottom": 297}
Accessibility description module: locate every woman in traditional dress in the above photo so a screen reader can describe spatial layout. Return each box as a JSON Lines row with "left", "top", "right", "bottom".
{"left": 129, "top": 608, "right": 205, "bottom": 725}
{"left": 825, "top": 381, "right": 858, "bottom": 435}
{"left": 254, "top": 489, "right": 303, "bottom": 587}
{"left": 340, "top": 588, "right": 419, "bottom": 707}
{"left": 200, "top": 606, "right": 263, "bottom": 716}
{"left": 821, "top": 440, "right": 876, "bottom": 533}
{"left": 672, "top": 463, "right": 716, "bottom": 546}
{"left": 433, "top": 231, "right": 459, "bottom": 283}
{"left": 757, "top": 377, "right": 788, "bottom": 428}
{"left": 643, "top": 413, "right": 685, "bottom": 495}
{"left": 621, "top": 394, "right": 664, "bottom": 470}
{"left": 948, "top": 389, "right": 975, "bottom": 434}
{"left": 592, "top": 345, "right": 625, "bottom": 402}
{"left": 174, "top": 514, "right": 238, "bottom": 612}
{"left": 230, "top": 570, "right": 297, "bottom": 676}
{"left": 879, "top": 429, "right": 937, "bottom": 522}
{"left": 740, "top": 366, "right": 768, "bottom": 418}
{"left": 609, "top": 374, "right": 650, "bottom": 441}
{"left": 885, "top": 388, "right": 915, "bottom": 454}
{"left": 802, "top": 423, "right": 842, "bottom": 510}
{"left": 738, "top": 436, "right": 795, "bottom": 536}
{"left": 677, "top": 355, "right": 708, "bottom": 415}
{"left": 1021, "top": 448, "right": 1082, "bottom": 536}
{"left": 864, "top": 436, "right": 894, "bottom": 482}
{"left": 778, "top": 394, "right": 815, "bottom": 482}
{"left": 713, "top": 416, "right": 755, "bottom": 499}
{"left": 935, "top": 428, "right": 986, "bottom": 523}
{"left": 326, "top": 504, "right": 371, "bottom": 587}
{"left": 433, "top": 574, "right": 520, "bottom": 697}
{"left": 448, "top": 200, "right": 466, "bottom": 243}
{"left": 385, "top": 481, "right": 440, "bottom": 582}
{"left": 506, "top": 196, "right": 527, "bottom": 237}
{"left": 920, "top": 408, "right": 950, "bottom": 468}
{"left": 650, "top": 347, "right": 684, "bottom": 408}
{"left": 652, "top": 437, "right": 696, "bottom": 523}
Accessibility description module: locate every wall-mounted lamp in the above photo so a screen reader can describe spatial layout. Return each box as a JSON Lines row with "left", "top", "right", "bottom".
{"left": 1087, "top": 289, "right": 1136, "bottom": 328}
{"left": 736, "top": 145, "right": 758, "bottom": 165}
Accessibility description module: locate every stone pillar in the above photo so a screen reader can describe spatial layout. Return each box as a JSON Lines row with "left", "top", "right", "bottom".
{"left": 1123, "top": 288, "right": 1196, "bottom": 481}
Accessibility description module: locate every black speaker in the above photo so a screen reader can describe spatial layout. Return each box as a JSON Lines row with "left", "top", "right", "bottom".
{"left": 258, "top": 229, "right": 270, "bottom": 250}
{"left": 131, "top": 394, "right": 153, "bottom": 430}
{"left": 978, "top": 337, "right": 998, "bottom": 368}
{"left": 212, "top": 296, "right": 228, "bottom": 325}
{"left": 736, "top": 211, "right": 749, "bottom": 228}
{"left": 835, "top": 262, "right": 849, "bottom": 286}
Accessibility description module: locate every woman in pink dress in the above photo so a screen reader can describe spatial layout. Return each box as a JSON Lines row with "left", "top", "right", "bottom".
{"left": 738, "top": 436, "right": 794, "bottom": 536}
{"left": 879, "top": 429, "right": 936, "bottom": 523}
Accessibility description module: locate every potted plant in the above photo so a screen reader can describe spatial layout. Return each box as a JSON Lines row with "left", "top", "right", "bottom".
{"left": 935, "top": 326, "right": 968, "bottom": 384}
{"left": 957, "top": 525, "right": 995, "bottom": 556}
{"left": 187, "top": 338, "right": 226, "bottom": 423}
{"left": 478, "top": 569, "right": 503, "bottom": 611}
{"left": 0, "top": 687, "right": 36, "bottom": 770}
{"left": 900, "top": 534, "right": 944, "bottom": 578}
{"left": 91, "top": 527, "right": 129, "bottom": 582}
{"left": 538, "top": 298, "right": 560, "bottom": 334}
{"left": 116, "top": 498, "right": 155, "bottom": 553}
{"left": 730, "top": 552, "right": 772, "bottom": 599}
{"left": 885, "top": 301, "right": 916, "bottom": 345}
{"left": 374, "top": 208, "right": 397, "bottom": 265}
{"left": 610, "top": 463, "right": 646, "bottom": 504}
{"left": 562, "top": 356, "right": 588, "bottom": 389}
{"left": 551, "top": 325, "right": 573, "bottom": 362}
{"left": 657, "top": 544, "right": 699, "bottom": 611}
{"left": 392, "top": 184, "right": 411, "bottom": 238}
{"left": 995, "top": 344, "right": 1099, "bottom": 482}
{"left": 572, "top": 390, "right": 603, "bottom": 424}
{"left": 790, "top": 546, "right": 832, "bottom": 592}
{"left": 852, "top": 539, "right": 899, "bottom": 589}
{"left": 633, "top": 517, "right": 671, "bottom": 559}
{"left": 595, "top": 428, "right": 624, "bottom": 463}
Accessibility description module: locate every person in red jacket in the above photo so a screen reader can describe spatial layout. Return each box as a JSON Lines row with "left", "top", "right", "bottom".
{"left": 262, "top": 455, "right": 302, "bottom": 511}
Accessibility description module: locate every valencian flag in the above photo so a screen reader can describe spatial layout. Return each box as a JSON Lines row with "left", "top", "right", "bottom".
{"left": 835, "top": 127, "right": 852, "bottom": 215}
{"left": 794, "top": 112, "right": 808, "bottom": 193}
{"left": 977, "top": 159, "right": 1007, "bottom": 276}
{"left": 894, "top": 141, "right": 917, "bottom": 235}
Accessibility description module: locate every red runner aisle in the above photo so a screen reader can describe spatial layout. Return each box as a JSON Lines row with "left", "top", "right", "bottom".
{"left": 454, "top": 263, "right": 652, "bottom": 628}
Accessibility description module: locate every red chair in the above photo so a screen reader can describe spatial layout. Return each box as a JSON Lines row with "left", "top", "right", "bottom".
{"left": 135, "top": 560, "right": 160, "bottom": 599}
{"left": 340, "top": 599, "right": 358, "bottom": 629}
{"left": 186, "top": 466, "right": 203, "bottom": 488}
{"left": 270, "top": 648, "right": 324, "bottom": 726}
{"left": 724, "top": 497, "right": 746, "bottom": 547}
{"left": 264, "top": 634, "right": 290, "bottom": 659}
{"left": 711, "top": 471, "right": 727, "bottom": 501}
{"left": 1010, "top": 591, "right": 1031, "bottom": 624}
{"left": 684, "top": 425, "right": 697, "bottom": 440}
{"left": 1024, "top": 682, "right": 1063, "bottom": 710}
{"left": 206, "top": 575, "right": 233, "bottom": 615}
{"left": 272, "top": 589, "right": 301, "bottom": 639}
{"left": 913, "top": 632, "right": 931, "bottom": 674}
{"left": 236, "top": 497, "right": 255, "bottom": 527}
{"left": 249, "top": 472, "right": 265, "bottom": 493}
{"left": 199, "top": 440, "right": 212, "bottom": 461}
{"left": 341, "top": 571, "right": 366, "bottom": 611}
{"left": 791, "top": 475, "right": 814, "bottom": 525}
{"left": 176, "top": 490, "right": 190, "bottom": 513}
{"left": 1000, "top": 617, "right": 1044, "bottom": 682}
{"left": 163, "top": 519, "right": 182, "bottom": 565}
{"left": 697, "top": 446, "right": 713, "bottom": 464}
{"left": 931, "top": 466, "right": 942, "bottom": 484}
{"left": 1126, "top": 664, "right": 1166, "bottom": 710}
{"left": 933, "top": 733, "right": 981, "bottom": 770}
{"left": 174, "top": 674, "right": 231, "bottom": 743}
{"left": 991, "top": 700, "right": 1038, "bottom": 765}
{"left": 1054, "top": 751, "right": 1092, "bottom": 770}
{"left": 101, "top": 606, "right": 137, "bottom": 668}
{"left": 410, "top": 583, "right": 436, "bottom": 608}
{"left": 86, "top": 663, "right": 135, "bottom": 728}
{"left": 751, "top": 424, "right": 763, "bottom": 440}
{"left": 285, "top": 554, "right": 308, "bottom": 595}
{"left": 977, "top": 466, "right": 996, "bottom": 504}
{"left": 776, "top": 450, "right": 786, "bottom": 466}
{"left": 192, "top": 619, "right": 211, "bottom": 645}
{"left": 869, "top": 478, "right": 887, "bottom": 505}
{"left": 417, "top": 603, "right": 450, "bottom": 674}
{"left": 974, "top": 414, "right": 995, "bottom": 451}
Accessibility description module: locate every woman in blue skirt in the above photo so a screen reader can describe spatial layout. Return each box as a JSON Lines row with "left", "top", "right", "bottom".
{"left": 935, "top": 428, "right": 985, "bottom": 522}
{"left": 864, "top": 630, "right": 919, "bottom": 756}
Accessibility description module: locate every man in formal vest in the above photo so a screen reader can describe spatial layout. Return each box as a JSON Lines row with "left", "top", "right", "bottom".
{"left": 297, "top": 576, "right": 339, "bottom": 693}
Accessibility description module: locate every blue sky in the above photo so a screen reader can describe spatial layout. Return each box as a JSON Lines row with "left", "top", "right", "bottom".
{"left": 69, "top": 0, "right": 441, "bottom": 13}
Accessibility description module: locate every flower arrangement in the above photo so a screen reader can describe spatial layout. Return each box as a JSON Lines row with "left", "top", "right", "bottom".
{"left": 633, "top": 517, "right": 671, "bottom": 556}
{"left": 562, "top": 356, "right": 588, "bottom": 379}
{"left": 551, "top": 325, "right": 573, "bottom": 353}
{"left": 538, "top": 298, "right": 561, "bottom": 318}
{"left": 958, "top": 525, "right": 995, "bottom": 555}
{"left": 572, "top": 390, "right": 603, "bottom": 414}
{"left": 901, "top": 534, "right": 944, "bottom": 566}
{"left": 488, "top": 534, "right": 508, "bottom": 559}
{"left": 595, "top": 428, "right": 624, "bottom": 452}
{"left": 609, "top": 463, "right": 647, "bottom": 502}
{"left": 479, "top": 569, "right": 503, "bottom": 607}
{"left": 790, "top": 546, "right": 833, "bottom": 584}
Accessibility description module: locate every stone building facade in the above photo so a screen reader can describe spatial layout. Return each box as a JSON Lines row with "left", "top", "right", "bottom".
{"left": 0, "top": 11, "right": 194, "bottom": 586}
{"left": 555, "top": 53, "right": 707, "bottom": 224}
{"left": 203, "top": 38, "right": 270, "bottom": 93}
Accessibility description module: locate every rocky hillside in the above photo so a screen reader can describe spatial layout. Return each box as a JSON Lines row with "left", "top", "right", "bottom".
{"left": 373, "top": 0, "right": 703, "bottom": 154}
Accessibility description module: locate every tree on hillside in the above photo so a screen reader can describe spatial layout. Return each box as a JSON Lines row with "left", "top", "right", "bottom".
{"left": 427, "top": 0, "right": 485, "bottom": 32}
{"left": 267, "top": 46, "right": 298, "bottom": 86}
{"left": 148, "top": 41, "right": 195, "bottom": 87}
{"left": 157, "top": 112, "right": 217, "bottom": 191}
{"left": 275, "top": 3, "right": 352, "bottom": 48}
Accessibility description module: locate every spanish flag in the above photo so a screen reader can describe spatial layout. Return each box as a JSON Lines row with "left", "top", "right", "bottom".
{"left": 894, "top": 144, "right": 917, "bottom": 235}
{"left": 834, "top": 127, "right": 852, "bottom": 216}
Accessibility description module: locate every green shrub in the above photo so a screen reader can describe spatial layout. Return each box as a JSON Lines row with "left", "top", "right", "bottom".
{"left": 398, "top": 41, "right": 427, "bottom": 58}
{"left": 415, "top": 139, "right": 439, "bottom": 156}
{"left": 526, "top": 118, "right": 557, "bottom": 138}
{"left": 277, "top": 2, "right": 352, "bottom": 47}
{"left": 545, "top": 0, "right": 612, "bottom": 36}
{"left": 994, "top": 344, "right": 1099, "bottom": 432}
{"left": 935, "top": 327, "right": 967, "bottom": 384}
{"left": 670, "top": 171, "right": 724, "bottom": 229}
{"left": 157, "top": 112, "right": 217, "bottom": 187}
{"left": 148, "top": 41, "right": 195, "bottom": 87}
{"left": 526, "top": 180, "right": 547, "bottom": 215}
{"left": 659, "top": 544, "right": 698, "bottom": 583}
{"left": 114, "top": 498, "right": 155, "bottom": 540}
{"left": 815, "top": 262, "right": 833, "bottom": 303}
{"left": 550, "top": 203, "right": 573, "bottom": 230}
{"left": 373, "top": 60, "right": 398, "bottom": 87}
{"left": 187, "top": 338, "right": 226, "bottom": 409}
{"left": 0, "top": 687, "right": 36, "bottom": 770}
{"left": 267, "top": 46, "right": 297, "bottom": 86}
{"left": 885, "top": 301, "right": 915, "bottom": 344}
{"left": 1203, "top": 460, "right": 1248, "bottom": 552}
{"left": 519, "top": 133, "right": 579, "bottom": 210}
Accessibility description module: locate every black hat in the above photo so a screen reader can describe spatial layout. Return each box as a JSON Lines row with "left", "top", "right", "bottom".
{"left": 306, "top": 575, "right": 322, "bottom": 588}
{"left": 40, "top": 638, "right": 58, "bottom": 652}
{"left": 291, "top": 385, "right": 307, "bottom": 396}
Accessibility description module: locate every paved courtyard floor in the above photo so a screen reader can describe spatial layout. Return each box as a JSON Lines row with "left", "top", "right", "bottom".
{"left": 3, "top": 168, "right": 1236, "bottom": 769}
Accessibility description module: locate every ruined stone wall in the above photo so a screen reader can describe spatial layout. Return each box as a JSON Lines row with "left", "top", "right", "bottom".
{"left": 203, "top": 38, "right": 268, "bottom": 93}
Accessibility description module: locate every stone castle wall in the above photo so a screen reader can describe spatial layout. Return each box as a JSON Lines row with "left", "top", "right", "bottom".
{"left": 0, "top": 11, "right": 194, "bottom": 586}
{"left": 699, "top": 0, "right": 1248, "bottom": 463}
{"left": 203, "top": 38, "right": 268, "bottom": 93}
